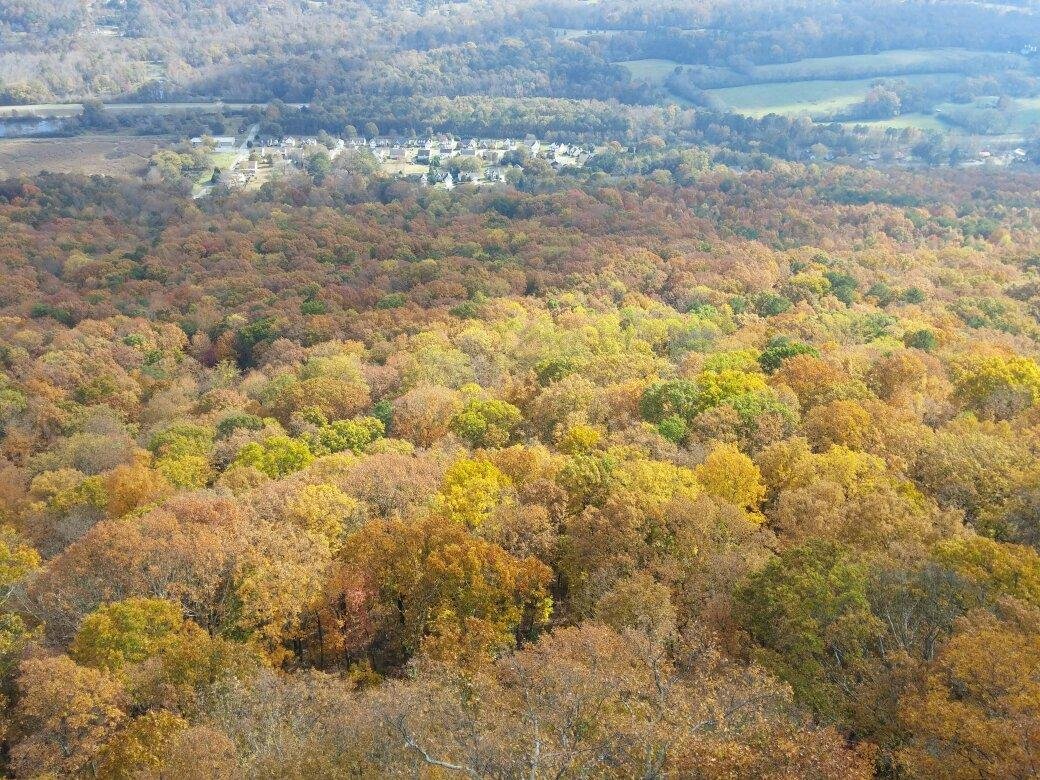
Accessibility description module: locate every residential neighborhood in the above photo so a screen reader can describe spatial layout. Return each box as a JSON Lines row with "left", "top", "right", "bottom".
{"left": 192, "top": 130, "right": 603, "bottom": 197}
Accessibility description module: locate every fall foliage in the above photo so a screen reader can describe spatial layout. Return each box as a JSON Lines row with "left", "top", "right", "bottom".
{"left": 3, "top": 101, "right": 1040, "bottom": 777}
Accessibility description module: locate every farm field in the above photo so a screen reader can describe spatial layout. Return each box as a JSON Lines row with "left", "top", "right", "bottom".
{"left": 618, "top": 59, "right": 679, "bottom": 85}
{"left": 933, "top": 96, "right": 1040, "bottom": 134}
{"left": 620, "top": 48, "right": 1021, "bottom": 89}
{"left": 1010, "top": 97, "right": 1040, "bottom": 132}
{"left": 0, "top": 134, "right": 170, "bottom": 178}
{"left": 747, "top": 48, "right": 1022, "bottom": 84}
{"left": 839, "top": 113, "right": 951, "bottom": 133}
{"left": 706, "top": 73, "right": 961, "bottom": 119}
{"left": 621, "top": 47, "right": 1031, "bottom": 131}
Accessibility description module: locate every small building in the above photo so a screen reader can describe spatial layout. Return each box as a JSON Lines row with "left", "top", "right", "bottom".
{"left": 485, "top": 166, "right": 508, "bottom": 182}
{"left": 213, "top": 136, "right": 237, "bottom": 151}
{"left": 430, "top": 171, "right": 455, "bottom": 190}
{"left": 218, "top": 169, "right": 246, "bottom": 187}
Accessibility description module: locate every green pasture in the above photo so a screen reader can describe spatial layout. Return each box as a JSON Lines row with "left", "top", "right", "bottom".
{"left": 749, "top": 48, "right": 1020, "bottom": 84}
{"left": 618, "top": 60, "right": 681, "bottom": 86}
{"left": 707, "top": 73, "right": 960, "bottom": 120}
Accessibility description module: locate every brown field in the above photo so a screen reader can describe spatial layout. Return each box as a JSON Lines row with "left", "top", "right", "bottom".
{"left": 0, "top": 134, "right": 172, "bottom": 178}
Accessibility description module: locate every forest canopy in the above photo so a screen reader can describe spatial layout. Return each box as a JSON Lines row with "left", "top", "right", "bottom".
{"left": 0, "top": 152, "right": 1036, "bottom": 775}
{"left": 3, "top": 1, "right": 1040, "bottom": 778}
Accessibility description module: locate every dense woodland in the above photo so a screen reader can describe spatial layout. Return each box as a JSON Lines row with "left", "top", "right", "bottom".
{"left": 4, "top": 0, "right": 1040, "bottom": 777}
{"left": 3, "top": 0, "right": 1040, "bottom": 105}
{"left": 0, "top": 147, "right": 1037, "bottom": 777}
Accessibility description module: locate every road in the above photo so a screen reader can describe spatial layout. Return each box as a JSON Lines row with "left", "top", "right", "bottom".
{"left": 192, "top": 123, "right": 260, "bottom": 199}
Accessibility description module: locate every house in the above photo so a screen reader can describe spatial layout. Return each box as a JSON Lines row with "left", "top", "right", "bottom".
{"left": 416, "top": 148, "right": 432, "bottom": 164}
{"left": 213, "top": 136, "right": 237, "bottom": 151}
{"left": 430, "top": 171, "right": 455, "bottom": 190}
{"left": 484, "top": 166, "right": 508, "bottom": 182}
{"left": 218, "top": 169, "right": 246, "bottom": 187}
{"left": 388, "top": 146, "right": 408, "bottom": 161}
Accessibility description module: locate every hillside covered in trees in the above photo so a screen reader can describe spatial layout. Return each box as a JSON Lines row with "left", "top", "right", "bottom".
{"left": 4, "top": 0, "right": 1040, "bottom": 778}
{"left": 0, "top": 150, "right": 1038, "bottom": 776}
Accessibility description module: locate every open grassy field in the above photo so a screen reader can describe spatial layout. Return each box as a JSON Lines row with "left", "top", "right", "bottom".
{"left": 0, "top": 134, "right": 170, "bottom": 178}
{"left": 382, "top": 162, "right": 429, "bottom": 177}
{"left": 840, "top": 113, "right": 951, "bottom": 133}
{"left": 621, "top": 48, "right": 1022, "bottom": 89}
{"left": 192, "top": 150, "right": 243, "bottom": 190}
{"left": 1009, "top": 97, "right": 1040, "bottom": 132}
{"left": 933, "top": 96, "right": 1040, "bottom": 134}
{"left": 748, "top": 48, "right": 1022, "bottom": 84}
{"left": 621, "top": 48, "right": 1027, "bottom": 131}
{"left": 618, "top": 59, "right": 679, "bottom": 85}
{"left": 707, "top": 73, "right": 961, "bottom": 119}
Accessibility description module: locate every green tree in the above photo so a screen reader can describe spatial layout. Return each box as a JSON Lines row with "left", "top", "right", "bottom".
{"left": 450, "top": 398, "right": 523, "bottom": 449}
{"left": 71, "top": 598, "right": 185, "bottom": 672}
{"left": 736, "top": 540, "right": 882, "bottom": 720}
